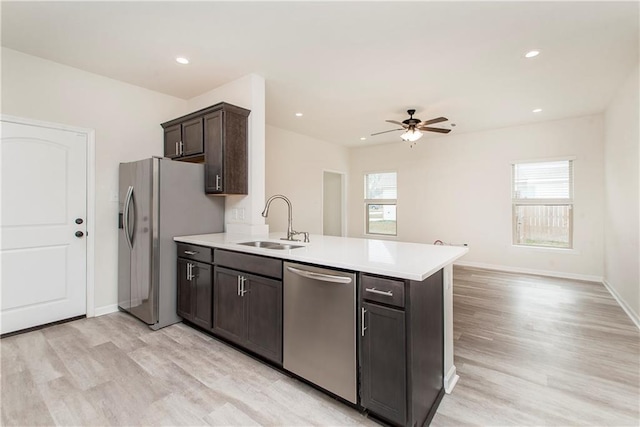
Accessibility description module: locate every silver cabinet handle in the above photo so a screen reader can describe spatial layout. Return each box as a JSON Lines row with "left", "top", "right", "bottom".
{"left": 365, "top": 287, "right": 393, "bottom": 297}
{"left": 361, "top": 307, "right": 367, "bottom": 337}
{"left": 175, "top": 142, "right": 179, "bottom": 156}
{"left": 184, "top": 250, "right": 198, "bottom": 255}
{"left": 186, "top": 263, "right": 191, "bottom": 280}
{"left": 215, "top": 174, "right": 222, "bottom": 191}
{"left": 286, "top": 266, "right": 352, "bottom": 284}
{"left": 179, "top": 141, "right": 184, "bottom": 156}
{"left": 240, "top": 276, "right": 249, "bottom": 296}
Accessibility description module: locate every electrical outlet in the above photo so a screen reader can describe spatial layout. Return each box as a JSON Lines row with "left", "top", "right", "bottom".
{"left": 238, "top": 208, "right": 245, "bottom": 221}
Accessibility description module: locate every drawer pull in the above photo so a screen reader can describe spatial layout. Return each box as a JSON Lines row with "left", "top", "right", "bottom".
{"left": 365, "top": 287, "right": 393, "bottom": 297}
{"left": 184, "top": 250, "right": 198, "bottom": 255}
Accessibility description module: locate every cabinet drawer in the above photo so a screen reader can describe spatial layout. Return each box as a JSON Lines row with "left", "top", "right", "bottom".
{"left": 177, "top": 243, "right": 213, "bottom": 264}
{"left": 361, "top": 275, "right": 405, "bottom": 308}
{"left": 215, "top": 249, "right": 282, "bottom": 279}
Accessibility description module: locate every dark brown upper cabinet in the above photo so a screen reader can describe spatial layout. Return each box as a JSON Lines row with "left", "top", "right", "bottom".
{"left": 163, "top": 117, "right": 204, "bottom": 160}
{"left": 161, "top": 102, "right": 250, "bottom": 195}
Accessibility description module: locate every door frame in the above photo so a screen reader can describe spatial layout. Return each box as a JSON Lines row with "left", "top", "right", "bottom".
{"left": 1, "top": 114, "right": 96, "bottom": 318}
{"left": 321, "top": 169, "right": 347, "bottom": 237}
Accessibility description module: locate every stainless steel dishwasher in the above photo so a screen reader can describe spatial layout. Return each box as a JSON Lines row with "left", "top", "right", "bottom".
{"left": 283, "top": 262, "right": 357, "bottom": 404}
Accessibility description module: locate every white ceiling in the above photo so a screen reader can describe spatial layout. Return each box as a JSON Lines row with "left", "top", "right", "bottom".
{"left": 2, "top": 1, "right": 638, "bottom": 147}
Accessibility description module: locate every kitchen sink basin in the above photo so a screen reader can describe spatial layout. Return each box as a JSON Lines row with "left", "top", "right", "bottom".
{"left": 237, "top": 241, "right": 303, "bottom": 250}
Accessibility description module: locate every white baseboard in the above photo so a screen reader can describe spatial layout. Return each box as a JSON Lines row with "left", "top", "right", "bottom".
{"left": 93, "top": 304, "right": 119, "bottom": 317}
{"left": 602, "top": 279, "right": 640, "bottom": 330}
{"left": 454, "top": 260, "right": 603, "bottom": 283}
{"left": 444, "top": 365, "right": 459, "bottom": 394}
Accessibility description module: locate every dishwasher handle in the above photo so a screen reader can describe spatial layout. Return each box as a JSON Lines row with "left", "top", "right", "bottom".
{"left": 286, "top": 266, "right": 352, "bottom": 284}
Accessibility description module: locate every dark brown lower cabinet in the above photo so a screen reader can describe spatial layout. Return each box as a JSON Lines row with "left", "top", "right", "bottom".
{"left": 213, "top": 266, "right": 282, "bottom": 364}
{"left": 177, "top": 258, "right": 212, "bottom": 330}
{"left": 361, "top": 302, "right": 407, "bottom": 425}
{"left": 360, "top": 270, "right": 444, "bottom": 427}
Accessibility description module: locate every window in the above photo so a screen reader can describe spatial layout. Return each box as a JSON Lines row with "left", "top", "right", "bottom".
{"left": 364, "top": 172, "right": 397, "bottom": 236}
{"left": 512, "top": 160, "right": 573, "bottom": 248}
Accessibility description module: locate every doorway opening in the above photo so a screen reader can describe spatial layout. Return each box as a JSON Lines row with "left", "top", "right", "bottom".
{"left": 322, "top": 171, "right": 346, "bottom": 237}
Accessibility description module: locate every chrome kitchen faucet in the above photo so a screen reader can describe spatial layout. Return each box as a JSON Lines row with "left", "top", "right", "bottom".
{"left": 261, "top": 194, "right": 310, "bottom": 242}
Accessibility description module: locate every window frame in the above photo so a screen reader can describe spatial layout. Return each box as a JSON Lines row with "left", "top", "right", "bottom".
{"left": 511, "top": 158, "right": 574, "bottom": 249}
{"left": 364, "top": 171, "right": 397, "bottom": 237}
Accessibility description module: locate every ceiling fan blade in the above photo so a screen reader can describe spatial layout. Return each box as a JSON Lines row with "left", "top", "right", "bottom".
{"left": 419, "top": 127, "right": 451, "bottom": 134}
{"left": 385, "top": 120, "right": 406, "bottom": 127}
{"left": 371, "top": 128, "right": 403, "bottom": 136}
{"left": 420, "top": 117, "right": 448, "bottom": 126}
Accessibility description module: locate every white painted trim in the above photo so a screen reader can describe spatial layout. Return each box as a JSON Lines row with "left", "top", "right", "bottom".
{"left": 85, "top": 129, "right": 96, "bottom": 318}
{"left": 442, "top": 264, "right": 458, "bottom": 394}
{"left": 454, "top": 260, "right": 602, "bottom": 283}
{"left": 94, "top": 304, "right": 120, "bottom": 317}
{"left": 444, "top": 365, "right": 460, "bottom": 394}
{"left": 602, "top": 279, "right": 640, "bottom": 330}
{"left": 1, "top": 114, "right": 97, "bottom": 319}
{"left": 510, "top": 244, "right": 580, "bottom": 255}
{"left": 511, "top": 155, "right": 577, "bottom": 164}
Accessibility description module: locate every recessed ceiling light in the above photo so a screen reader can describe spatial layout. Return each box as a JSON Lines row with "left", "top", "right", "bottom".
{"left": 176, "top": 57, "right": 189, "bottom": 65}
{"left": 525, "top": 50, "right": 540, "bottom": 58}
{"left": 295, "top": 113, "right": 303, "bottom": 117}
{"left": 532, "top": 108, "right": 542, "bottom": 113}
{"left": 360, "top": 137, "right": 366, "bottom": 141}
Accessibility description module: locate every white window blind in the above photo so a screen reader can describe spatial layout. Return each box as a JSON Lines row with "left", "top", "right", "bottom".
{"left": 366, "top": 172, "right": 397, "bottom": 200}
{"left": 512, "top": 160, "right": 573, "bottom": 202}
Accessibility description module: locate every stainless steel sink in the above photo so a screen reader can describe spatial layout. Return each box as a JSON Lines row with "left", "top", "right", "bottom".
{"left": 237, "top": 241, "right": 303, "bottom": 250}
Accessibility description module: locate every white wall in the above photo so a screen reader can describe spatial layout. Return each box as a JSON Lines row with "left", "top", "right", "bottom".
{"left": 1, "top": 47, "right": 187, "bottom": 313}
{"left": 1, "top": 48, "right": 267, "bottom": 313}
{"left": 348, "top": 115, "right": 605, "bottom": 280}
{"left": 265, "top": 125, "right": 349, "bottom": 235}
{"left": 604, "top": 63, "right": 640, "bottom": 323}
{"left": 187, "top": 74, "right": 268, "bottom": 235}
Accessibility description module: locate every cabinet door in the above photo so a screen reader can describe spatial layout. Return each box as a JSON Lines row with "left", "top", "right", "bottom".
{"left": 164, "top": 124, "right": 182, "bottom": 159}
{"left": 245, "top": 275, "right": 283, "bottom": 364}
{"left": 361, "top": 302, "right": 407, "bottom": 426}
{"left": 181, "top": 117, "right": 204, "bottom": 157}
{"left": 191, "top": 261, "right": 212, "bottom": 330}
{"left": 204, "top": 111, "right": 223, "bottom": 193}
{"left": 213, "top": 266, "right": 245, "bottom": 344}
{"left": 176, "top": 259, "right": 192, "bottom": 321}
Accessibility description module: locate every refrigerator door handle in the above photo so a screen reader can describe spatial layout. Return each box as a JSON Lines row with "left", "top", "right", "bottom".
{"left": 123, "top": 185, "right": 134, "bottom": 249}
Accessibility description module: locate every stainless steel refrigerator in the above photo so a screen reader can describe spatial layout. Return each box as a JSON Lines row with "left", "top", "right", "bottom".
{"left": 118, "top": 157, "right": 224, "bottom": 330}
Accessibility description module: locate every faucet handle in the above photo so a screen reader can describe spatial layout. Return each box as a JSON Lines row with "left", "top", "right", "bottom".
{"left": 287, "top": 230, "right": 310, "bottom": 243}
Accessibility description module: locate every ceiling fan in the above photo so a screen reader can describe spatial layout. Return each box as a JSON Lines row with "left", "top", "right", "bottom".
{"left": 371, "top": 109, "right": 451, "bottom": 146}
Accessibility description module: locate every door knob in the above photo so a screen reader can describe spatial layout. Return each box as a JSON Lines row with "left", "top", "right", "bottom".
{"left": 75, "top": 218, "right": 83, "bottom": 224}
{"left": 75, "top": 231, "right": 84, "bottom": 238}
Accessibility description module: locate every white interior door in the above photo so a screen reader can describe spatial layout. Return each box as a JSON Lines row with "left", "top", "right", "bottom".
{"left": 1, "top": 120, "right": 87, "bottom": 334}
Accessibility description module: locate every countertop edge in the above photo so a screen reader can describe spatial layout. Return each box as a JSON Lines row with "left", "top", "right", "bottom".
{"left": 174, "top": 233, "right": 469, "bottom": 282}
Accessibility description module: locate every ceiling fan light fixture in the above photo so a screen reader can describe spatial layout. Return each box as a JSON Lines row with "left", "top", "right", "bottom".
{"left": 400, "top": 128, "right": 423, "bottom": 142}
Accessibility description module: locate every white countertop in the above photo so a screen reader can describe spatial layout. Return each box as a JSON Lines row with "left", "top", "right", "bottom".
{"left": 174, "top": 232, "right": 468, "bottom": 281}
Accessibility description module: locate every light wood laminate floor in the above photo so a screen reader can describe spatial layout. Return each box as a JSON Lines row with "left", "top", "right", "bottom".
{"left": 1, "top": 266, "right": 638, "bottom": 426}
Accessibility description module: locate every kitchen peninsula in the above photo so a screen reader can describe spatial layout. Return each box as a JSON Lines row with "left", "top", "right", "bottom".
{"left": 174, "top": 232, "right": 468, "bottom": 426}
